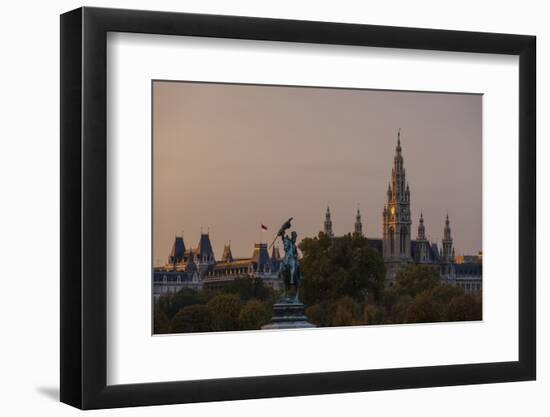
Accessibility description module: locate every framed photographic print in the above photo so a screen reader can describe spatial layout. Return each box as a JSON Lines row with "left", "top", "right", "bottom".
{"left": 60, "top": 6, "right": 536, "bottom": 410}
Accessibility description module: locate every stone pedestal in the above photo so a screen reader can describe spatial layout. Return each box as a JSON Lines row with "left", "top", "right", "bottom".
{"left": 262, "top": 299, "right": 316, "bottom": 330}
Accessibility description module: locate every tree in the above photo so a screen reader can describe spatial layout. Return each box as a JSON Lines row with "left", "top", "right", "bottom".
{"left": 446, "top": 294, "right": 482, "bottom": 322}
{"left": 299, "top": 233, "right": 385, "bottom": 305}
{"left": 207, "top": 293, "right": 242, "bottom": 331}
{"left": 305, "top": 303, "right": 324, "bottom": 326}
{"left": 363, "top": 304, "right": 386, "bottom": 325}
{"left": 157, "top": 287, "right": 208, "bottom": 318}
{"left": 239, "top": 299, "right": 272, "bottom": 330}
{"left": 406, "top": 290, "right": 445, "bottom": 323}
{"left": 171, "top": 304, "right": 212, "bottom": 333}
{"left": 393, "top": 264, "right": 440, "bottom": 297}
{"left": 430, "top": 283, "right": 464, "bottom": 304}
{"left": 388, "top": 294, "right": 413, "bottom": 324}
{"left": 332, "top": 296, "right": 362, "bottom": 326}
{"left": 153, "top": 303, "right": 171, "bottom": 334}
{"left": 222, "top": 277, "right": 276, "bottom": 302}
{"left": 381, "top": 286, "right": 400, "bottom": 311}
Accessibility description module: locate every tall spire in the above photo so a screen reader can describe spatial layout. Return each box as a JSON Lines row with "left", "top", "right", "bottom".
{"left": 383, "top": 128, "right": 412, "bottom": 264}
{"left": 444, "top": 213, "right": 452, "bottom": 241}
{"left": 417, "top": 211, "right": 426, "bottom": 240}
{"left": 442, "top": 213, "right": 454, "bottom": 262}
{"left": 392, "top": 129, "right": 406, "bottom": 199}
{"left": 354, "top": 205, "right": 363, "bottom": 237}
{"left": 324, "top": 205, "right": 334, "bottom": 237}
{"left": 397, "top": 128, "right": 402, "bottom": 152}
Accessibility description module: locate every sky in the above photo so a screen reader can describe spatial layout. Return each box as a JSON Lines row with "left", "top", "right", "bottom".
{"left": 152, "top": 81, "right": 482, "bottom": 265}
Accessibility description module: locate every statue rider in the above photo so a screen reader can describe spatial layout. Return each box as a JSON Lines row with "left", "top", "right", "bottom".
{"left": 274, "top": 218, "right": 301, "bottom": 302}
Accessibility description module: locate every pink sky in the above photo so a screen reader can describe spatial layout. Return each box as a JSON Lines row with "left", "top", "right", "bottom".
{"left": 153, "top": 81, "right": 482, "bottom": 265}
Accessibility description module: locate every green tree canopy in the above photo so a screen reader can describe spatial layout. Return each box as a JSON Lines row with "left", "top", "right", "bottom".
{"left": 299, "top": 233, "right": 385, "bottom": 305}
{"left": 153, "top": 303, "right": 171, "bottom": 334}
{"left": 157, "top": 287, "right": 208, "bottom": 318}
{"left": 406, "top": 291, "right": 445, "bottom": 323}
{"left": 392, "top": 264, "right": 440, "bottom": 297}
{"left": 238, "top": 299, "right": 272, "bottom": 330}
{"left": 331, "top": 296, "right": 362, "bottom": 327}
{"left": 446, "top": 294, "right": 482, "bottom": 322}
{"left": 363, "top": 303, "right": 386, "bottom": 325}
{"left": 207, "top": 293, "right": 242, "bottom": 331}
{"left": 305, "top": 302, "right": 335, "bottom": 327}
{"left": 222, "top": 277, "right": 276, "bottom": 302}
{"left": 430, "top": 283, "right": 465, "bottom": 304}
{"left": 171, "top": 304, "right": 212, "bottom": 333}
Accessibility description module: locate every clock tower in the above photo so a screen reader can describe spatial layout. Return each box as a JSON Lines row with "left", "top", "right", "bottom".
{"left": 382, "top": 129, "right": 412, "bottom": 283}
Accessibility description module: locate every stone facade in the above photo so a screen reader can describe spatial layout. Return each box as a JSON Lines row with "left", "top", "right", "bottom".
{"left": 153, "top": 234, "right": 282, "bottom": 299}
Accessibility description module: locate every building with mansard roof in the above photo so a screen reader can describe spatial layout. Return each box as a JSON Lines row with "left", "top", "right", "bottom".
{"left": 153, "top": 233, "right": 282, "bottom": 299}
{"left": 321, "top": 130, "right": 481, "bottom": 292}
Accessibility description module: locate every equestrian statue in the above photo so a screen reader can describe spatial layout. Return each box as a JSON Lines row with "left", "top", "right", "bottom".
{"left": 270, "top": 217, "right": 301, "bottom": 302}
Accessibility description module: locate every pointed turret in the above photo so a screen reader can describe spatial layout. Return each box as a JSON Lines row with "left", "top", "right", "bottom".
{"left": 197, "top": 232, "right": 215, "bottom": 264}
{"left": 324, "top": 205, "right": 334, "bottom": 237}
{"left": 396, "top": 128, "right": 402, "bottom": 154}
{"left": 444, "top": 213, "right": 452, "bottom": 241}
{"left": 417, "top": 211, "right": 426, "bottom": 240}
{"left": 168, "top": 234, "right": 186, "bottom": 265}
{"left": 251, "top": 243, "right": 271, "bottom": 273}
{"left": 442, "top": 213, "right": 454, "bottom": 263}
{"left": 354, "top": 205, "right": 363, "bottom": 237}
{"left": 221, "top": 242, "right": 233, "bottom": 262}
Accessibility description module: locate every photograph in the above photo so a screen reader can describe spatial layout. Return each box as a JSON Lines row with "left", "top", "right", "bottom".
{"left": 152, "top": 81, "right": 483, "bottom": 334}
{"left": 52, "top": 3, "right": 538, "bottom": 412}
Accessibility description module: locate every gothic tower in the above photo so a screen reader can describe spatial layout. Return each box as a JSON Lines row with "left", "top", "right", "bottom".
{"left": 382, "top": 130, "right": 412, "bottom": 282}
{"left": 417, "top": 211, "right": 426, "bottom": 240}
{"left": 440, "top": 214, "right": 455, "bottom": 278}
{"left": 441, "top": 214, "right": 454, "bottom": 262}
{"left": 354, "top": 206, "right": 363, "bottom": 237}
{"left": 324, "top": 206, "right": 334, "bottom": 237}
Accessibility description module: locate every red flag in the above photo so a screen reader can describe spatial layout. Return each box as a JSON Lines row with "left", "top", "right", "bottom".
{"left": 261, "top": 224, "right": 268, "bottom": 231}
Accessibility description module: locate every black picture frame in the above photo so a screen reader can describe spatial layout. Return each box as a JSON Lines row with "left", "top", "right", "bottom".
{"left": 60, "top": 6, "right": 536, "bottom": 410}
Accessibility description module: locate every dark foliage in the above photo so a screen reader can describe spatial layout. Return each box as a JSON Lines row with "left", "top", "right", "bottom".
{"left": 171, "top": 304, "right": 212, "bottom": 333}
{"left": 153, "top": 250, "right": 481, "bottom": 333}
{"left": 299, "top": 233, "right": 385, "bottom": 305}
{"left": 239, "top": 299, "right": 272, "bottom": 330}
